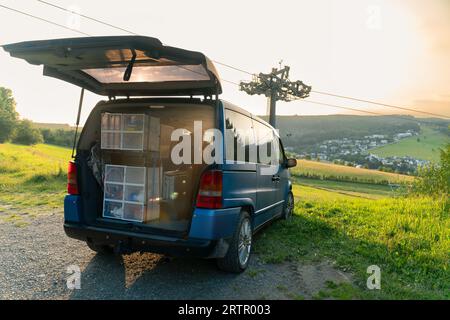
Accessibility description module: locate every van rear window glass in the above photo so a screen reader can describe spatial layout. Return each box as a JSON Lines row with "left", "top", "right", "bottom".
{"left": 83, "top": 64, "right": 210, "bottom": 83}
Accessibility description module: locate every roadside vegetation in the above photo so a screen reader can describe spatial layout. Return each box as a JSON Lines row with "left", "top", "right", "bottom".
{"left": 0, "top": 143, "right": 71, "bottom": 212}
{"left": 0, "top": 86, "right": 76, "bottom": 147}
{"left": 256, "top": 144, "right": 449, "bottom": 299}
{"left": 1, "top": 86, "right": 448, "bottom": 299}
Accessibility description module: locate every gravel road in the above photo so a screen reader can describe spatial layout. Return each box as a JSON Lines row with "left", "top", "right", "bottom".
{"left": 0, "top": 210, "right": 351, "bottom": 300}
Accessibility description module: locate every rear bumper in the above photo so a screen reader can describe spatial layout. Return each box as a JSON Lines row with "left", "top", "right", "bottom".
{"left": 64, "top": 195, "right": 241, "bottom": 258}
{"left": 64, "top": 222, "right": 220, "bottom": 257}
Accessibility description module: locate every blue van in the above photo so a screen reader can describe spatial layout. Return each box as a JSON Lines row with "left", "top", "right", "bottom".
{"left": 3, "top": 36, "right": 297, "bottom": 272}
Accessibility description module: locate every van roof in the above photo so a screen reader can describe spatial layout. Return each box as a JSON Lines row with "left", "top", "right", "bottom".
{"left": 87, "top": 97, "right": 276, "bottom": 134}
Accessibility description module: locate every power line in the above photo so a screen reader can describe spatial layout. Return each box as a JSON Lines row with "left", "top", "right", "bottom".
{"left": 221, "top": 79, "right": 240, "bottom": 86}
{"left": 291, "top": 97, "right": 447, "bottom": 126}
{"left": 311, "top": 90, "right": 450, "bottom": 119}
{"left": 296, "top": 99, "right": 385, "bottom": 116}
{"left": 36, "top": 0, "right": 137, "bottom": 35}
{"left": 0, "top": 3, "right": 247, "bottom": 86}
{"left": 5, "top": 1, "right": 450, "bottom": 120}
{"left": 36, "top": 0, "right": 257, "bottom": 77}
{"left": 0, "top": 4, "right": 91, "bottom": 36}
{"left": 211, "top": 60, "right": 254, "bottom": 76}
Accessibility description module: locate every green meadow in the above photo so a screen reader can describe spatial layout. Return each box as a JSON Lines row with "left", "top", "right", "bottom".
{"left": 0, "top": 142, "right": 448, "bottom": 299}
{"left": 255, "top": 178, "right": 449, "bottom": 299}
{"left": 370, "top": 125, "right": 449, "bottom": 162}
{"left": 0, "top": 143, "right": 71, "bottom": 211}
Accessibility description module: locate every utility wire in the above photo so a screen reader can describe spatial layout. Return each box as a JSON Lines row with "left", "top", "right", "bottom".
{"left": 36, "top": 0, "right": 256, "bottom": 78}
{"left": 310, "top": 90, "right": 450, "bottom": 119}
{"left": 0, "top": 2, "right": 245, "bottom": 86}
{"left": 36, "top": 0, "right": 138, "bottom": 35}
{"left": 0, "top": 4, "right": 91, "bottom": 36}
{"left": 211, "top": 60, "right": 254, "bottom": 76}
{"left": 299, "top": 99, "right": 382, "bottom": 116}
{"left": 34, "top": 0, "right": 450, "bottom": 119}
{"left": 291, "top": 97, "right": 447, "bottom": 126}
{"left": 5, "top": 1, "right": 450, "bottom": 120}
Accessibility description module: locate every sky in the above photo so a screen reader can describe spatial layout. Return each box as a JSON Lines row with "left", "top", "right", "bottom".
{"left": 0, "top": 0, "right": 449, "bottom": 125}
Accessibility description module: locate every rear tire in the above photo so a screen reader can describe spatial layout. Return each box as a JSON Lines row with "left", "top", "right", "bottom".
{"left": 216, "top": 211, "right": 252, "bottom": 273}
{"left": 282, "top": 192, "right": 294, "bottom": 220}
{"left": 86, "top": 242, "right": 114, "bottom": 255}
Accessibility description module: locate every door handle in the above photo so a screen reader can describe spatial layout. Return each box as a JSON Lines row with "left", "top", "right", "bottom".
{"left": 272, "top": 175, "right": 280, "bottom": 182}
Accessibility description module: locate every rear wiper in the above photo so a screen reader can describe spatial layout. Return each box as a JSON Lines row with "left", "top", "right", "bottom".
{"left": 123, "top": 50, "right": 137, "bottom": 81}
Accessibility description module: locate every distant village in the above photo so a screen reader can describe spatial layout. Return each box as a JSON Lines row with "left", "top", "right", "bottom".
{"left": 287, "top": 129, "right": 429, "bottom": 175}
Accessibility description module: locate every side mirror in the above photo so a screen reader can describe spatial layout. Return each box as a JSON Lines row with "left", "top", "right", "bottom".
{"left": 285, "top": 158, "right": 297, "bottom": 168}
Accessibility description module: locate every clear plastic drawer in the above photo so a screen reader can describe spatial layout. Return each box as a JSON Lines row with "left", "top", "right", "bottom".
{"left": 123, "top": 203, "right": 144, "bottom": 222}
{"left": 104, "top": 183, "right": 123, "bottom": 201}
{"left": 122, "top": 132, "right": 144, "bottom": 150}
{"left": 103, "top": 165, "right": 146, "bottom": 222}
{"left": 101, "top": 113, "right": 145, "bottom": 151}
{"left": 123, "top": 114, "right": 144, "bottom": 132}
{"left": 125, "top": 166, "right": 146, "bottom": 185}
{"left": 103, "top": 201, "right": 123, "bottom": 219}
{"left": 124, "top": 185, "right": 145, "bottom": 203}
{"left": 105, "top": 165, "right": 124, "bottom": 183}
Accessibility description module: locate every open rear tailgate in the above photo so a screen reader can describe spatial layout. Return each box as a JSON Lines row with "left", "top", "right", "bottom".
{"left": 2, "top": 36, "right": 221, "bottom": 96}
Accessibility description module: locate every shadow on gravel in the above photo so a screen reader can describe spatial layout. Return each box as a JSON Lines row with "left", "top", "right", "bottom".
{"left": 69, "top": 253, "right": 245, "bottom": 300}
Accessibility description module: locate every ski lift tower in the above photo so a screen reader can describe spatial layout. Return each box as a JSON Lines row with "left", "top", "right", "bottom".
{"left": 239, "top": 66, "right": 311, "bottom": 128}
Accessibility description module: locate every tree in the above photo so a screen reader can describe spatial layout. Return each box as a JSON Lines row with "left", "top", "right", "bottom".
{"left": 413, "top": 143, "right": 450, "bottom": 197}
{"left": 11, "top": 119, "right": 43, "bottom": 145}
{"left": 0, "top": 87, "right": 18, "bottom": 142}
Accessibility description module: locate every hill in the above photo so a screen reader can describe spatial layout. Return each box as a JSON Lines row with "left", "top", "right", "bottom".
{"left": 370, "top": 125, "right": 449, "bottom": 162}
{"left": 259, "top": 114, "right": 449, "bottom": 154}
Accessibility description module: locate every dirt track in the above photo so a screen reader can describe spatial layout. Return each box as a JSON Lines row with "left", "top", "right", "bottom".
{"left": 0, "top": 210, "right": 352, "bottom": 300}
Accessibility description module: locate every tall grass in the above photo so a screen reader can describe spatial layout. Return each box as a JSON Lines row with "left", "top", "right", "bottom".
{"left": 255, "top": 186, "right": 449, "bottom": 299}
{"left": 0, "top": 143, "right": 71, "bottom": 209}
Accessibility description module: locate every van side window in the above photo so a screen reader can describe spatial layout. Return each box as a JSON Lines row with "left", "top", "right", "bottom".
{"left": 278, "top": 138, "right": 286, "bottom": 165}
{"left": 224, "top": 109, "right": 255, "bottom": 162}
{"left": 253, "top": 121, "right": 274, "bottom": 165}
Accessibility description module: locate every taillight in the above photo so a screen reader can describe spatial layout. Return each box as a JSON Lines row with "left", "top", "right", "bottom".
{"left": 196, "top": 170, "right": 222, "bottom": 209}
{"left": 67, "top": 161, "right": 79, "bottom": 195}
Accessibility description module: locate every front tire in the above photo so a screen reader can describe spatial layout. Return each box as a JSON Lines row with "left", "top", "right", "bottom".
{"left": 217, "top": 211, "right": 252, "bottom": 273}
{"left": 282, "top": 192, "right": 294, "bottom": 220}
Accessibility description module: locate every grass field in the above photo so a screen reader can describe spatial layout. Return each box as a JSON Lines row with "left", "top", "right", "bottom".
{"left": 0, "top": 143, "right": 71, "bottom": 212}
{"left": 370, "top": 126, "right": 449, "bottom": 162}
{"left": 293, "top": 159, "right": 414, "bottom": 185}
{"left": 0, "top": 142, "right": 448, "bottom": 299}
{"left": 294, "top": 177, "right": 398, "bottom": 199}
{"left": 255, "top": 184, "right": 449, "bottom": 299}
